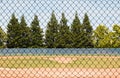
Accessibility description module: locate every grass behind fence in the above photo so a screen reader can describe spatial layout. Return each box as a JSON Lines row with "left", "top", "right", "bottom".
{"left": 0, "top": 55, "right": 119, "bottom": 68}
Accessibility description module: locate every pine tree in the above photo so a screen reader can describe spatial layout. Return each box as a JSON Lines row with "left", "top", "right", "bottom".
{"left": 7, "top": 14, "right": 19, "bottom": 48}
{"left": 71, "top": 12, "right": 83, "bottom": 48}
{"left": 18, "top": 15, "right": 30, "bottom": 48}
{"left": 45, "top": 11, "right": 59, "bottom": 48}
{"left": 30, "top": 15, "right": 43, "bottom": 48}
{"left": 82, "top": 13, "right": 93, "bottom": 48}
{"left": 0, "top": 27, "right": 6, "bottom": 48}
{"left": 56, "top": 13, "right": 72, "bottom": 48}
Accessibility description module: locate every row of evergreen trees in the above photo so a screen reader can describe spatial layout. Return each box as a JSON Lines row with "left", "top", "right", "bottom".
{"left": 0, "top": 12, "right": 120, "bottom": 48}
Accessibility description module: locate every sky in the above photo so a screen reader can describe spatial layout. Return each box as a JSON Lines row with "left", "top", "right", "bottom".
{"left": 0, "top": 0, "right": 120, "bottom": 31}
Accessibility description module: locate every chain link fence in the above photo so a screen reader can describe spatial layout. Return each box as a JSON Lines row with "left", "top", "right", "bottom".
{"left": 0, "top": 0, "right": 120, "bottom": 78}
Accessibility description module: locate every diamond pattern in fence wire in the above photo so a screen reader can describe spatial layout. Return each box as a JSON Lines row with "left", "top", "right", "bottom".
{"left": 0, "top": 0, "right": 120, "bottom": 78}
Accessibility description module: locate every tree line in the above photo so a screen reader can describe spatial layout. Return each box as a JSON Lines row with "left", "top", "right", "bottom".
{"left": 0, "top": 12, "right": 120, "bottom": 48}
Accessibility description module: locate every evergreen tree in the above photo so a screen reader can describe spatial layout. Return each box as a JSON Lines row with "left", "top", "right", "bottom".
{"left": 45, "top": 11, "right": 59, "bottom": 48}
{"left": 0, "top": 27, "right": 6, "bottom": 48}
{"left": 71, "top": 12, "right": 83, "bottom": 48}
{"left": 30, "top": 15, "right": 43, "bottom": 48}
{"left": 18, "top": 15, "right": 30, "bottom": 48}
{"left": 82, "top": 13, "right": 93, "bottom": 48}
{"left": 56, "top": 13, "right": 72, "bottom": 48}
{"left": 7, "top": 14, "right": 19, "bottom": 48}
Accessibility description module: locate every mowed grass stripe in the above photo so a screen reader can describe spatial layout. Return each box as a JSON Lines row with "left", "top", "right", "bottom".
{"left": 0, "top": 56, "right": 119, "bottom": 68}
{"left": 70, "top": 58, "right": 120, "bottom": 68}
{"left": 0, "top": 58, "right": 60, "bottom": 68}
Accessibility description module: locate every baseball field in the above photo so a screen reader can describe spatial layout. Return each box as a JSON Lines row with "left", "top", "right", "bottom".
{"left": 0, "top": 55, "right": 120, "bottom": 78}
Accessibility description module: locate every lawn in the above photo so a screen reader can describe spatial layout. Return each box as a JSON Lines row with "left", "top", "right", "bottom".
{"left": 0, "top": 55, "right": 119, "bottom": 68}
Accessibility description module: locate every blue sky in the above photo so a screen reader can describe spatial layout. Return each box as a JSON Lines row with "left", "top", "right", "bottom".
{"left": 0, "top": 0, "right": 120, "bottom": 31}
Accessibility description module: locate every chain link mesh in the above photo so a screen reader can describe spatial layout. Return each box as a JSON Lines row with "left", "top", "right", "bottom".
{"left": 0, "top": 0, "right": 120, "bottom": 78}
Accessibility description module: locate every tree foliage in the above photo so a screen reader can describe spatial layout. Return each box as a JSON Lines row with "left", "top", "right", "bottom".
{"left": 18, "top": 15, "right": 30, "bottom": 48}
{"left": 112, "top": 24, "right": 120, "bottom": 47}
{"left": 0, "top": 27, "right": 6, "bottom": 48}
{"left": 82, "top": 13, "right": 93, "bottom": 48}
{"left": 93, "top": 24, "right": 120, "bottom": 48}
{"left": 30, "top": 15, "right": 43, "bottom": 48}
{"left": 56, "top": 13, "right": 72, "bottom": 48}
{"left": 45, "top": 11, "right": 59, "bottom": 48}
{"left": 71, "top": 12, "right": 83, "bottom": 48}
{"left": 7, "top": 14, "right": 20, "bottom": 48}
{"left": 2, "top": 13, "right": 120, "bottom": 48}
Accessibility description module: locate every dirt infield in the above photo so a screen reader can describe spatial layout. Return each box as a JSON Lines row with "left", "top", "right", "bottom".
{"left": 0, "top": 68, "right": 120, "bottom": 78}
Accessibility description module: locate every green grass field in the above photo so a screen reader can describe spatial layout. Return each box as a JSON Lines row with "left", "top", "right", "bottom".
{"left": 0, "top": 55, "right": 120, "bottom": 68}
